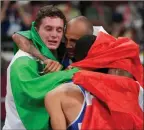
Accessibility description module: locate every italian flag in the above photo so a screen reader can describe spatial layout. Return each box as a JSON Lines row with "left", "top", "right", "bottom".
{"left": 6, "top": 22, "right": 143, "bottom": 130}
{"left": 72, "top": 32, "right": 143, "bottom": 129}
{"left": 6, "top": 22, "right": 79, "bottom": 130}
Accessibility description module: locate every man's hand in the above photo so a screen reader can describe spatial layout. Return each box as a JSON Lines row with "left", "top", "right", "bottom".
{"left": 66, "top": 65, "right": 74, "bottom": 70}
{"left": 43, "top": 59, "right": 62, "bottom": 73}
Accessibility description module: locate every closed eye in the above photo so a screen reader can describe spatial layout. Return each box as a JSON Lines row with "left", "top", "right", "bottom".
{"left": 45, "top": 26, "right": 52, "bottom": 31}
{"left": 57, "top": 27, "right": 63, "bottom": 33}
{"left": 70, "top": 39, "right": 77, "bottom": 43}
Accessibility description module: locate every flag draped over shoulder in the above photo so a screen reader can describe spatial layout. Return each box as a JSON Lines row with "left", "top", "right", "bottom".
{"left": 14, "top": 22, "right": 56, "bottom": 61}
{"left": 72, "top": 32, "right": 143, "bottom": 86}
{"left": 10, "top": 22, "right": 79, "bottom": 130}
{"left": 73, "top": 71, "right": 143, "bottom": 129}
{"left": 71, "top": 32, "right": 144, "bottom": 129}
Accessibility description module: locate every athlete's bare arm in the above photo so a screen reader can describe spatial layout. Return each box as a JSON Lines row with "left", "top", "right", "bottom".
{"left": 12, "top": 33, "right": 47, "bottom": 61}
{"left": 12, "top": 33, "right": 62, "bottom": 73}
{"left": 45, "top": 82, "right": 84, "bottom": 130}
{"left": 45, "top": 85, "right": 67, "bottom": 130}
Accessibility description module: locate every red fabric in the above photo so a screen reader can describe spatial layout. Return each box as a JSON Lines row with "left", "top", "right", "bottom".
{"left": 72, "top": 32, "right": 143, "bottom": 86}
{"left": 73, "top": 71, "right": 143, "bottom": 129}
{"left": 71, "top": 32, "right": 143, "bottom": 129}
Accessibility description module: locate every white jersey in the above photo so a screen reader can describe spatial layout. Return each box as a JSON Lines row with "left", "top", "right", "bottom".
{"left": 3, "top": 50, "right": 33, "bottom": 130}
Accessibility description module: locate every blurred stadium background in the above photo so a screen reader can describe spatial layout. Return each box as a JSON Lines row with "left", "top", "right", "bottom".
{"left": 1, "top": 1, "right": 144, "bottom": 128}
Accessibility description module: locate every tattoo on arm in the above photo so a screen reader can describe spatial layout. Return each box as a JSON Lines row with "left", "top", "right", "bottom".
{"left": 29, "top": 42, "right": 47, "bottom": 61}
{"left": 12, "top": 33, "right": 47, "bottom": 61}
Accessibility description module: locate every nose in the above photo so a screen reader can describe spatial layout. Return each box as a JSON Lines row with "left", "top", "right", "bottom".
{"left": 66, "top": 40, "right": 73, "bottom": 49}
{"left": 66, "top": 40, "right": 77, "bottom": 49}
{"left": 50, "top": 30, "right": 57, "bottom": 39}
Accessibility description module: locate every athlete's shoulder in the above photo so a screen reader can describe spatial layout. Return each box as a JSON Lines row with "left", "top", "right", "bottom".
{"left": 59, "top": 82, "right": 80, "bottom": 93}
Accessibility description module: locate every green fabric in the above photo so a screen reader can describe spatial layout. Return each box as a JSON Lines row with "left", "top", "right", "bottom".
{"left": 14, "top": 22, "right": 57, "bottom": 61}
{"left": 11, "top": 21, "right": 79, "bottom": 129}
{"left": 10, "top": 56, "right": 79, "bottom": 130}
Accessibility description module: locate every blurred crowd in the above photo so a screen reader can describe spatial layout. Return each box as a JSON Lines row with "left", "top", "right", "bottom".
{"left": 1, "top": 1, "right": 144, "bottom": 125}
{"left": 1, "top": 1, "right": 144, "bottom": 44}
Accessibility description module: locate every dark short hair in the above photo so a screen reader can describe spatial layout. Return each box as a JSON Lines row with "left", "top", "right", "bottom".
{"left": 35, "top": 5, "right": 67, "bottom": 29}
{"left": 74, "top": 35, "right": 96, "bottom": 61}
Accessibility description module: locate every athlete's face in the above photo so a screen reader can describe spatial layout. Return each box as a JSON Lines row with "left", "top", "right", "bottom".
{"left": 37, "top": 16, "right": 64, "bottom": 50}
{"left": 65, "top": 21, "right": 88, "bottom": 59}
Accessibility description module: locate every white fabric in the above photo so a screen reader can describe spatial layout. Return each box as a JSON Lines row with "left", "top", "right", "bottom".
{"left": 93, "top": 26, "right": 108, "bottom": 36}
{"left": 136, "top": 81, "right": 144, "bottom": 111}
{"left": 3, "top": 50, "right": 33, "bottom": 130}
{"left": 139, "top": 86, "right": 143, "bottom": 111}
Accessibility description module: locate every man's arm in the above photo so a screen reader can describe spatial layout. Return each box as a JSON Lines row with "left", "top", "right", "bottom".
{"left": 12, "top": 33, "right": 62, "bottom": 73}
{"left": 45, "top": 86, "right": 67, "bottom": 130}
{"left": 44, "top": 83, "right": 84, "bottom": 130}
{"left": 12, "top": 33, "right": 47, "bottom": 61}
